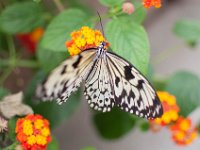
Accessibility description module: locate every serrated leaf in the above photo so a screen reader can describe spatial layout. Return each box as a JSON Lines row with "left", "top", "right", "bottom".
{"left": 105, "top": 17, "right": 150, "bottom": 74}
{"left": 165, "top": 71, "right": 200, "bottom": 116}
{"left": 0, "top": 2, "right": 44, "bottom": 34}
{"left": 99, "top": 0, "right": 125, "bottom": 7}
{"left": 37, "top": 48, "right": 68, "bottom": 73}
{"left": 173, "top": 19, "right": 200, "bottom": 44}
{"left": 40, "top": 9, "right": 94, "bottom": 52}
{"left": 93, "top": 108, "right": 136, "bottom": 139}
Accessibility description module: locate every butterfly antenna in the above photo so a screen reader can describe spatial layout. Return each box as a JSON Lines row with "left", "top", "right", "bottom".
{"left": 97, "top": 11, "right": 105, "bottom": 38}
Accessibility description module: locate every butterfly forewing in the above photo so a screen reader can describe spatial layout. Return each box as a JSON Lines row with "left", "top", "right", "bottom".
{"left": 36, "top": 49, "right": 96, "bottom": 104}
{"left": 106, "top": 52, "right": 163, "bottom": 118}
{"left": 84, "top": 55, "right": 115, "bottom": 112}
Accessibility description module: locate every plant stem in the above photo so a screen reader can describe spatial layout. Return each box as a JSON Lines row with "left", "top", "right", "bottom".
{"left": 6, "top": 35, "right": 16, "bottom": 59}
{"left": 17, "top": 60, "right": 40, "bottom": 68}
{"left": 52, "top": 0, "right": 64, "bottom": 12}
{"left": 0, "top": 59, "right": 40, "bottom": 68}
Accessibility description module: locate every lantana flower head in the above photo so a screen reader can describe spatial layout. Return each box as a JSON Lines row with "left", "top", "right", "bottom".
{"left": 17, "top": 27, "right": 44, "bottom": 54}
{"left": 15, "top": 114, "right": 51, "bottom": 150}
{"left": 122, "top": 2, "right": 135, "bottom": 15}
{"left": 170, "top": 117, "right": 198, "bottom": 145}
{"left": 151, "top": 91, "right": 179, "bottom": 126}
{"left": 65, "top": 26, "right": 109, "bottom": 56}
{"left": 143, "top": 0, "right": 161, "bottom": 8}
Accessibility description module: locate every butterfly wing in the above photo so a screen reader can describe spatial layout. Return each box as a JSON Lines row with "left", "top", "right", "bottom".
{"left": 36, "top": 49, "right": 96, "bottom": 104}
{"left": 84, "top": 55, "right": 115, "bottom": 112}
{"left": 106, "top": 51, "right": 163, "bottom": 119}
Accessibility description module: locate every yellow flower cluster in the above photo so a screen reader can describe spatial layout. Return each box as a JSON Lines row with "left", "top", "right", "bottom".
{"left": 65, "top": 26, "right": 108, "bottom": 56}
{"left": 154, "top": 91, "right": 179, "bottom": 125}
{"left": 15, "top": 114, "right": 51, "bottom": 150}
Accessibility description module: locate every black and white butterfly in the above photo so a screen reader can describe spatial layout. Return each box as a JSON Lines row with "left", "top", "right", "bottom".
{"left": 36, "top": 41, "right": 163, "bottom": 119}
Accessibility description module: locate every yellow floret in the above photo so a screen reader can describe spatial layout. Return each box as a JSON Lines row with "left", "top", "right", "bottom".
{"left": 27, "top": 135, "right": 36, "bottom": 145}
{"left": 41, "top": 127, "right": 50, "bottom": 137}
{"left": 36, "top": 135, "right": 47, "bottom": 145}
{"left": 34, "top": 119, "right": 44, "bottom": 129}
{"left": 22, "top": 120, "right": 33, "bottom": 136}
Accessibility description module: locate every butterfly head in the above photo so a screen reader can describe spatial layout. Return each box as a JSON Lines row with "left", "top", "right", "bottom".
{"left": 99, "top": 41, "right": 109, "bottom": 51}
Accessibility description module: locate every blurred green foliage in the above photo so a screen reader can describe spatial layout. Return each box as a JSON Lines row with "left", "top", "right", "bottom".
{"left": 173, "top": 19, "right": 200, "bottom": 46}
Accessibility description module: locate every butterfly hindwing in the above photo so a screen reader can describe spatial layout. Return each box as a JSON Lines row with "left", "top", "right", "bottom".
{"left": 84, "top": 55, "right": 115, "bottom": 112}
{"left": 106, "top": 52, "right": 163, "bottom": 119}
{"left": 36, "top": 49, "right": 96, "bottom": 104}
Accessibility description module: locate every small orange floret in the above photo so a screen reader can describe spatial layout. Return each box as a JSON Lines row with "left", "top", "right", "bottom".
{"left": 143, "top": 0, "right": 161, "bottom": 8}
{"left": 150, "top": 91, "right": 179, "bottom": 127}
{"left": 65, "top": 26, "right": 109, "bottom": 56}
{"left": 170, "top": 117, "right": 198, "bottom": 145}
{"left": 15, "top": 114, "right": 51, "bottom": 150}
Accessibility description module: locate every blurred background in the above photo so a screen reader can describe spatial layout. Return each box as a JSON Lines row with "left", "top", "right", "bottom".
{"left": 0, "top": 0, "right": 200, "bottom": 150}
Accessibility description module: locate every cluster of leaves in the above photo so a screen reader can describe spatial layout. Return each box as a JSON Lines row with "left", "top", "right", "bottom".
{"left": 0, "top": 0, "right": 200, "bottom": 149}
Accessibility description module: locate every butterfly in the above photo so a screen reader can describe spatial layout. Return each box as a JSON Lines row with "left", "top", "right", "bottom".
{"left": 36, "top": 41, "right": 163, "bottom": 119}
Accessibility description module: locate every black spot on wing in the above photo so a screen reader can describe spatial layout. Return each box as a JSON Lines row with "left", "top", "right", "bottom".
{"left": 72, "top": 55, "right": 82, "bottom": 68}
{"left": 124, "top": 66, "right": 135, "bottom": 80}
{"left": 115, "top": 76, "right": 120, "bottom": 87}
{"left": 60, "top": 65, "right": 67, "bottom": 75}
{"left": 137, "top": 80, "right": 144, "bottom": 89}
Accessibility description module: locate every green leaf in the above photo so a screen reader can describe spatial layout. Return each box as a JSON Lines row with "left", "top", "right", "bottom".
{"left": 24, "top": 71, "right": 45, "bottom": 106}
{"left": 0, "top": 32, "right": 8, "bottom": 51}
{"left": 81, "top": 146, "right": 96, "bottom": 150}
{"left": 153, "top": 79, "right": 167, "bottom": 91}
{"left": 37, "top": 47, "right": 68, "bottom": 73}
{"left": 0, "top": 2, "right": 44, "bottom": 34}
{"left": 173, "top": 19, "right": 200, "bottom": 44}
{"left": 8, "top": 117, "right": 17, "bottom": 141}
{"left": 139, "top": 121, "right": 150, "bottom": 132}
{"left": 99, "top": 0, "right": 125, "bottom": 7}
{"left": 33, "top": 91, "right": 81, "bottom": 129}
{"left": 40, "top": 9, "right": 94, "bottom": 52}
{"left": 0, "top": 87, "right": 9, "bottom": 100}
{"left": 2, "top": 142, "right": 18, "bottom": 150}
{"left": 105, "top": 17, "right": 150, "bottom": 74}
{"left": 165, "top": 71, "right": 200, "bottom": 116}
{"left": 93, "top": 108, "right": 136, "bottom": 139}
{"left": 130, "top": 1, "right": 146, "bottom": 24}
{"left": 47, "top": 136, "right": 59, "bottom": 150}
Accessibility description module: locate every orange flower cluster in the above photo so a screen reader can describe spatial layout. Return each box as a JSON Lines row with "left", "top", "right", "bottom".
{"left": 143, "top": 0, "right": 161, "bottom": 8}
{"left": 15, "top": 114, "right": 51, "bottom": 150}
{"left": 17, "top": 27, "right": 44, "bottom": 54}
{"left": 65, "top": 26, "right": 108, "bottom": 56}
{"left": 150, "top": 91, "right": 198, "bottom": 145}
{"left": 152, "top": 91, "right": 179, "bottom": 126}
{"left": 170, "top": 117, "right": 198, "bottom": 145}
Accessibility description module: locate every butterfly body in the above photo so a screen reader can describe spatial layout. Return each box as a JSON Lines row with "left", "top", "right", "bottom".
{"left": 37, "top": 42, "right": 163, "bottom": 119}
